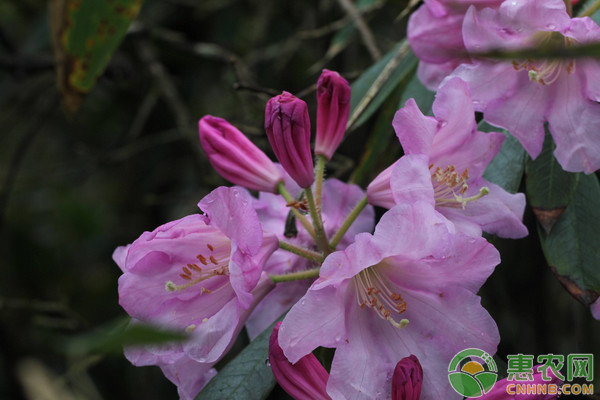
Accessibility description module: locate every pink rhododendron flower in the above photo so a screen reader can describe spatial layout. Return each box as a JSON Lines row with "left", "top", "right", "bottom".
{"left": 269, "top": 321, "right": 331, "bottom": 400}
{"left": 198, "top": 115, "right": 284, "bottom": 193}
{"left": 451, "top": 0, "right": 600, "bottom": 173}
{"left": 114, "top": 186, "right": 278, "bottom": 398}
{"left": 278, "top": 201, "right": 501, "bottom": 400}
{"left": 246, "top": 167, "right": 374, "bottom": 339}
{"left": 408, "top": 0, "right": 503, "bottom": 89}
{"left": 367, "top": 77, "right": 527, "bottom": 238}
{"left": 315, "top": 69, "right": 351, "bottom": 160}
{"left": 265, "top": 92, "right": 314, "bottom": 188}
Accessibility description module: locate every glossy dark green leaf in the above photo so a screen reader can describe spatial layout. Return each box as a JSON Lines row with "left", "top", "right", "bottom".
{"left": 350, "top": 86, "right": 403, "bottom": 186}
{"left": 398, "top": 71, "right": 435, "bottom": 116}
{"left": 66, "top": 317, "right": 187, "bottom": 356}
{"left": 480, "top": 122, "right": 526, "bottom": 194}
{"left": 525, "top": 129, "right": 579, "bottom": 233}
{"left": 348, "top": 41, "right": 417, "bottom": 131}
{"left": 195, "top": 317, "right": 283, "bottom": 400}
{"left": 538, "top": 174, "right": 600, "bottom": 306}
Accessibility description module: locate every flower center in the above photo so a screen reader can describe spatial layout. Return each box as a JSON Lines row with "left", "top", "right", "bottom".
{"left": 430, "top": 164, "right": 489, "bottom": 209}
{"left": 512, "top": 32, "right": 575, "bottom": 86}
{"left": 165, "top": 242, "right": 230, "bottom": 293}
{"left": 354, "top": 266, "right": 409, "bottom": 329}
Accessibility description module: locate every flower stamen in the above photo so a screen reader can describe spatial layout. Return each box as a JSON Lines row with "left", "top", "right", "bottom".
{"left": 165, "top": 243, "right": 230, "bottom": 292}
{"left": 354, "top": 267, "right": 409, "bottom": 329}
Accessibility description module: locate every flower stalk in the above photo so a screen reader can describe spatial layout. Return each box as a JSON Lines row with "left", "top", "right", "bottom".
{"left": 278, "top": 240, "right": 324, "bottom": 264}
{"left": 269, "top": 267, "right": 321, "bottom": 283}
{"left": 315, "top": 154, "right": 327, "bottom": 208}
{"left": 329, "top": 195, "right": 368, "bottom": 250}
{"left": 304, "top": 186, "right": 330, "bottom": 254}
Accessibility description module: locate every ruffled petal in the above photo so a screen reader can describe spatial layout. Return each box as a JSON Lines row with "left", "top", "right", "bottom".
{"left": 483, "top": 74, "right": 549, "bottom": 160}
{"left": 450, "top": 63, "right": 519, "bottom": 112}
{"left": 408, "top": 5, "right": 465, "bottom": 63}
{"left": 159, "top": 356, "right": 217, "bottom": 400}
{"left": 390, "top": 155, "right": 435, "bottom": 207}
{"left": 393, "top": 99, "right": 438, "bottom": 155}
{"left": 548, "top": 72, "right": 600, "bottom": 173}
{"left": 279, "top": 284, "right": 348, "bottom": 364}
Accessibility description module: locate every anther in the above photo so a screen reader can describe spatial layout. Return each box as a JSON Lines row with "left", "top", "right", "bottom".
{"left": 210, "top": 255, "right": 218, "bottom": 265}
{"left": 197, "top": 254, "right": 208, "bottom": 265}
{"left": 207, "top": 244, "right": 214, "bottom": 252}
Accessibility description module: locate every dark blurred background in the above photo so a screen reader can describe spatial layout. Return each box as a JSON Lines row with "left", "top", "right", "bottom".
{"left": 0, "top": 0, "right": 598, "bottom": 399}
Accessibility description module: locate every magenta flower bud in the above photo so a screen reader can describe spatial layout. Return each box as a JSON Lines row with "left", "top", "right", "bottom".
{"left": 264, "top": 92, "right": 314, "bottom": 188}
{"left": 315, "top": 69, "right": 351, "bottom": 160}
{"left": 269, "top": 322, "right": 330, "bottom": 400}
{"left": 392, "top": 355, "right": 423, "bottom": 400}
{"left": 199, "top": 115, "right": 284, "bottom": 193}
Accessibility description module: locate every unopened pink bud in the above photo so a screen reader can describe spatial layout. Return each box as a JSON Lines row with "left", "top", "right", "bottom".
{"left": 315, "top": 70, "right": 351, "bottom": 160}
{"left": 264, "top": 92, "right": 314, "bottom": 188}
{"left": 366, "top": 161, "right": 398, "bottom": 208}
{"left": 199, "top": 115, "right": 283, "bottom": 193}
{"left": 392, "top": 355, "right": 423, "bottom": 400}
{"left": 269, "top": 322, "right": 330, "bottom": 400}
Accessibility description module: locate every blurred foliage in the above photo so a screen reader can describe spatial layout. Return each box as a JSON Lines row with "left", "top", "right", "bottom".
{"left": 1, "top": 0, "right": 599, "bottom": 399}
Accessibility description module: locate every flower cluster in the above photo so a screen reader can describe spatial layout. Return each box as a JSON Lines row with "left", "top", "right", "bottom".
{"left": 113, "top": 56, "right": 536, "bottom": 399}
{"left": 408, "top": 0, "right": 600, "bottom": 173}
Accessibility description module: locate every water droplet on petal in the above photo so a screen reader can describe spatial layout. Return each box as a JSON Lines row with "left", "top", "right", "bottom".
{"left": 546, "top": 24, "right": 556, "bottom": 30}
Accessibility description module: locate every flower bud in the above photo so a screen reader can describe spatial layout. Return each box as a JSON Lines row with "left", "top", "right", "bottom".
{"left": 199, "top": 115, "right": 283, "bottom": 193}
{"left": 264, "top": 92, "right": 314, "bottom": 188}
{"left": 366, "top": 161, "right": 398, "bottom": 208}
{"left": 315, "top": 70, "right": 351, "bottom": 160}
{"left": 392, "top": 355, "right": 423, "bottom": 400}
{"left": 269, "top": 322, "right": 330, "bottom": 400}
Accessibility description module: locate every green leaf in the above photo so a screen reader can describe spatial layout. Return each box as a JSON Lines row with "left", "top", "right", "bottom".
{"left": 480, "top": 122, "right": 526, "bottom": 194}
{"left": 350, "top": 86, "right": 403, "bottom": 186}
{"left": 525, "top": 129, "right": 579, "bottom": 234}
{"left": 348, "top": 41, "right": 417, "bottom": 131}
{"left": 538, "top": 174, "right": 600, "bottom": 306}
{"left": 49, "top": 0, "right": 143, "bottom": 112}
{"left": 65, "top": 317, "right": 187, "bottom": 356}
{"left": 196, "top": 317, "right": 283, "bottom": 400}
{"left": 399, "top": 71, "right": 435, "bottom": 116}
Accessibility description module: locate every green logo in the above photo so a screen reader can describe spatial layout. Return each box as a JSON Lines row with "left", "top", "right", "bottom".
{"left": 448, "top": 348, "right": 498, "bottom": 398}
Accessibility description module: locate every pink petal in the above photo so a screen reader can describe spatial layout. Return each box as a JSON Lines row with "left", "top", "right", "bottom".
{"left": 451, "top": 63, "right": 519, "bottom": 112}
{"left": 591, "top": 297, "right": 600, "bottom": 320}
{"left": 483, "top": 74, "right": 549, "bottom": 160}
{"left": 438, "top": 181, "right": 528, "bottom": 238}
{"left": 548, "top": 72, "right": 600, "bottom": 173}
{"left": 279, "top": 284, "right": 347, "bottom": 364}
{"left": 408, "top": 5, "right": 465, "bottom": 63}
{"left": 390, "top": 155, "right": 435, "bottom": 207}
{"left": 393, "top": 99, "right": 438, "bottom": 155}
{"left": 417, "top": 60, "right": 462, "bottom": 91}
{"left": 159, "top": 356, "right": 217, "bottom": 400}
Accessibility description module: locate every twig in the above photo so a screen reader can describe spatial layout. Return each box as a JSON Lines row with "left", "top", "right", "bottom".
{"left": 336, "top": 0, "right": 382, "bottom": 61}
{"left": 135, "top": 38, "right": 206, "bottom": 170}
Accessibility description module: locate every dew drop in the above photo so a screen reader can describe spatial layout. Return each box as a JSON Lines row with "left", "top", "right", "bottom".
{"left": 197, "top": 357, "right": 206, "bottom": 362}
{"left": 300, "top": 299, "right": 306, "bottom": 305}
{"left": 546, "top": 24, "right": 556, "bottom": 30}
{"left": 264, "top": 358, "right": 271, "bottom": 367}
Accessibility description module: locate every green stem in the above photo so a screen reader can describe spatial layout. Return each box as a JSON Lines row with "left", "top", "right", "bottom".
{"left": 269, "top": 267, "right": 321, "bottom": 283}
{"left": 315, "top": 155, "right": 327, "bottom": 209}
{"left": 278, "top": 240, "right": 324, "bottom": 263}
{"left": 304, "top": 186, "right": 330, "bottom": 254}
{"left": 580, "top": 0, "right": 600, "bottom": 16}
{"left": 277, "top": 182, "right": 316, "bottom": 240}
{"left": 329, "top": 195, "right": 368, "bottom": 250}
